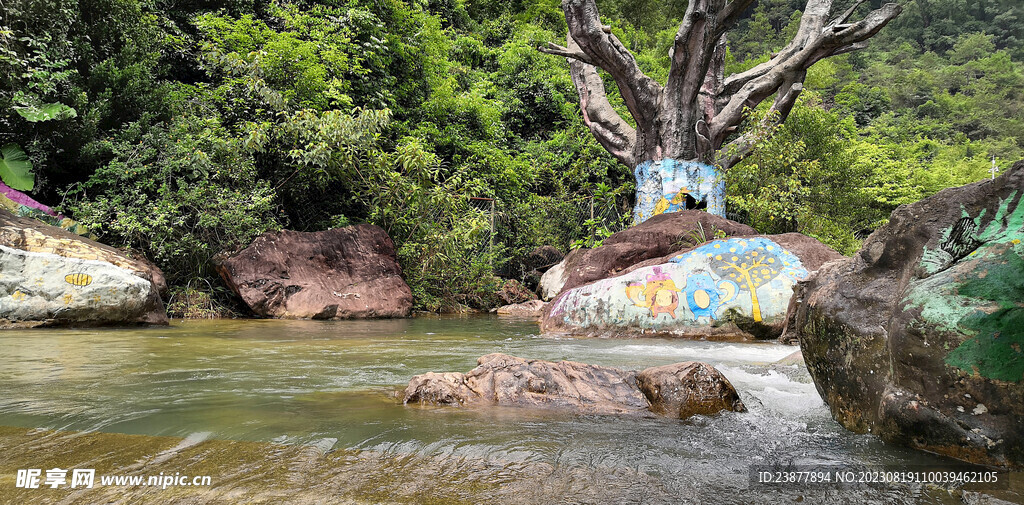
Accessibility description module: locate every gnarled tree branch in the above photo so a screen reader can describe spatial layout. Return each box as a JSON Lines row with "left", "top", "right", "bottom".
{"left": 539, "top": 0, "right": 900, "bottom": 176}
{"left": 558, "top": 0, "right": 662, "bottom": 128}
{"left": 709, "top": 2, "right": 901, "bottom": 161}
{"left": 553, "top": 35, "right": 637, "bottom": 166}
{"left": 538, "top": 42, "right": 596, "bottom": 66}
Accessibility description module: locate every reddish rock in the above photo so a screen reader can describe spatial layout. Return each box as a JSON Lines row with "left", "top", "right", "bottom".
{"left": 216, "top": 224, "right": 412, "bottom": 319}
{"left": 524, "top": 245, "right": 564, "bottom": 272}
{"left": 636, "top": 362, "right": 746, "bottom": 418}
{"left": 540, "top": 211, "right": 756, "bottom": 300}
{"left": 404, "top": 353, "right": 745, "bottom": 420}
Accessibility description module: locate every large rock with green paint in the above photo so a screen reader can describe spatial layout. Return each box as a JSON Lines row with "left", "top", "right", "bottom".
{"left": 541, "top": 233, "right": 840, "bottom": 339}
{"left": 0, "top": 209, "right": 168, "bottom": 327}
{"left": 793, "top": 161, "right": 1024, "bottom": 468}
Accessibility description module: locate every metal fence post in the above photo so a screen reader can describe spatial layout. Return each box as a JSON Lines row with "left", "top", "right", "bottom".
{"left": 489, "top": 198, "right": 495, "bottom": 268}
{"left": 590, "top": 197, "right": 595, "bottom": 244}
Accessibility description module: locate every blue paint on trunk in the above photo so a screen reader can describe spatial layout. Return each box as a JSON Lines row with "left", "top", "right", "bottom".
{"left": 633, "top": 159, "right": 725, "bottom": 223}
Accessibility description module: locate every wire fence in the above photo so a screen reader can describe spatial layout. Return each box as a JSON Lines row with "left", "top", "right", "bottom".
{"left": 470, "top": 193, "right": 631, "bottom": 280}
{"left": 281, "top": 178, "right": 631, "bottom": 282}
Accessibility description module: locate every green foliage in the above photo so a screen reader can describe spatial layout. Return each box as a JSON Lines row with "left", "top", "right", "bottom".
{"left": 1, "top": 102, "right": 79, "bottom": 191}
{"left": 66, "top": 115, "right": 279, "bottom": 282}
{"left": 0, "top": 143, "right": 34, "bottom": 190}
{"left": 14, "top": 103, "right": 78, "bottom": 122}
{"left": 728, "top": 97, "right": 926, "bottom": 254}
{"left": 3, "top": 0, "right": 1022, "bottom": 315}
{"left": 166, "top": 280, "right": 242, "bottom": 319}
{"left": 570, "top": 182, "right": 630, "bottom": 250}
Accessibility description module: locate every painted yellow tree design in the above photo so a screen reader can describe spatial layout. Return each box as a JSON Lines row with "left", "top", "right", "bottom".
{"left": 709, "top": 242, "right": 782, "bottom": 322}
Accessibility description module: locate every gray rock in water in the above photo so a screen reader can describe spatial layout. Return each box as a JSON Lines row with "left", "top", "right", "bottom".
{"left": 495, "top": 300, "right": 546, "bottom": 318}
{"left": 404, "top": 353, "right": 745, "bottom": 419}
{"left": 793, "top": 161, "right": 1024, "bottom": 468}
{"left": 774, "top": 350, "right": 804, "bottom": 366}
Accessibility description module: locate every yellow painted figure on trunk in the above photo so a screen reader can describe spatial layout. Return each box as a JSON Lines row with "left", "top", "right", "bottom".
{"left": 653, "top": 188, "right": 690, "bottom": 216}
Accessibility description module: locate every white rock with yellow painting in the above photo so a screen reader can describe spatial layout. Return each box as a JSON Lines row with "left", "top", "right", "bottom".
{"left": 1, "top": 208, "right": 167, "bottom": 327}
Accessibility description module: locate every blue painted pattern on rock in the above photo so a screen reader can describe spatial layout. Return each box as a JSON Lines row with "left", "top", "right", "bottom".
{"left": 547, "top": 237, "right": 809, "bottom": 334}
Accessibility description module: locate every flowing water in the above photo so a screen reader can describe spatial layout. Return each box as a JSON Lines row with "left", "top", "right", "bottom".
{"left": 0, "top": 317, "right": 1019, "bottom": 504}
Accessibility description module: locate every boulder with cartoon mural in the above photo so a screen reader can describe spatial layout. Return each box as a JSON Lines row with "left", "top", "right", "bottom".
{"left": 793, "top": 161, "right": 1024, "bottom": 468}
{"left": 541, "top": 233, "right": 841, "bottom": 339}
{"left": 539, "top": 210, "right": 758, "bottom": 301}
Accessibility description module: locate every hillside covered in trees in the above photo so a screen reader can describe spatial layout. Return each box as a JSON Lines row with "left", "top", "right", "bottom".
{"left": 2, "top": 0, "right": 1021, "bottom": 312}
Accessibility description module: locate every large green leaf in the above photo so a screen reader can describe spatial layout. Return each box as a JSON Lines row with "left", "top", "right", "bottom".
{"left": 0, "top": 143, "right": 35, "bottom": 191}
{"left": 14, "top": 103, "right": 78, "bottom": 122}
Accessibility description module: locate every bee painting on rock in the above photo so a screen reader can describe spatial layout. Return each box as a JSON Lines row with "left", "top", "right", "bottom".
{"left": 64, "top": 273, "right": 93, "bottom": 287}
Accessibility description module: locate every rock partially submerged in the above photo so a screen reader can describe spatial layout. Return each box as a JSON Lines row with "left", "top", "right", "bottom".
{"left": 542, "top": 233, "right": 841, "bottom": 340}
{"left": 636, "top": 362, "right": 747, "bottom": 418}
{"left": 774, "top": 350, "right": 804, "bottom": 367}
{"left": 216, "top": 224, "right": 412, "bottom": 319}
{"left": 0, "top": 209, "right": 167, "bottom": 327}
{"left": 793, "top": 161, "right": 1024, "bottom": 468}
{"left": 404, "top": 353, "right": 745, "bottom": 419}
{"left": 495, "top": 300, "right": 546, "bottom": 318}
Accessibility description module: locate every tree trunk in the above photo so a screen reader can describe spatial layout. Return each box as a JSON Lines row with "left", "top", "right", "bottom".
{"left": 540, "top": 0, "right": 901, "bottom": 224}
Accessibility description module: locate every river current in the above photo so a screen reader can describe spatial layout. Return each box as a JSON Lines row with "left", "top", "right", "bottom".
{"left": 0, "top": 317, "right": 1019, "bottom": 504}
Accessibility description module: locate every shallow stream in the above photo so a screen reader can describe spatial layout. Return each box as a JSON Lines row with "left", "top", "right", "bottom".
{"left": 0, "top": 317, "right": 1019, "bottom": 504}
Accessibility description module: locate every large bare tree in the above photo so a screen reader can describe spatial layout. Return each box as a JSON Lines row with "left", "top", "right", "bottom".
{"left": 540, "top": 0, "right": 901, "bottom": 223}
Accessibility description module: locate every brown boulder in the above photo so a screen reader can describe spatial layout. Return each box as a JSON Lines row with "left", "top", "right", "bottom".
{"left": 404, "top": 353, "right": 745, "bottom": 419}
{"left": 539, "top": 211, "right": 756, "bottom": 300}
{"left": 406, "top": 353, "right": 648, "bottom": 415}
{"left": 495, "top": 300, "right": 546, "bottom": 318}
{"left": 494, "top": 278, "right": 537, "bottom": 306}
{"left": 0, "top": 208, "right": 167, "bottom": 327}
{"left": 216, "top": 224, "right": 412, "bottom": 319}
{"left": 793, "top": 162, "right": 1024, "bottom": 467}
{"left": 636, "top": 362, "right": 747, "bottom": 418}
{"left": 524, "top": 245, "right": 563, "bottom": 272}
{"left": 619, "top": 232, "right": 843, "bottom": 279}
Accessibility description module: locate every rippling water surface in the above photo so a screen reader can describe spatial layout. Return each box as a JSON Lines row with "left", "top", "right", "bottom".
{"left": 0, "top": 317, "right": 1019, "bottom": 504}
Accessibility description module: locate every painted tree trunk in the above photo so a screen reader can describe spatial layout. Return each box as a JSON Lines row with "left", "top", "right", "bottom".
{"left": 633, "top": 159, "right": 725, "bottom": 224}
{"left": 540, "top": 0, "right": 901, "bottom": 226}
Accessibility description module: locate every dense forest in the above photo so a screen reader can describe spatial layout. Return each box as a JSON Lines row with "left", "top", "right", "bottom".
{"left": 1, "top": 0, "right": 1022, "bottom": 314}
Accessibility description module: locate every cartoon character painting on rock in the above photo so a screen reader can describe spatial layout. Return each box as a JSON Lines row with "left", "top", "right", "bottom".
{"left": 624, "top": 267, "right": 681, "bottom": 319}
{"left": 682, "top": 273, "right": 738, "bottom": 323}
{"left": 547, "top": 237, "right": 809, "bottom": 335}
